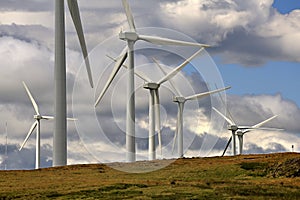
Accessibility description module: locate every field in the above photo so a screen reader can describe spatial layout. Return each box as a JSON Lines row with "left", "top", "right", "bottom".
{"left": 0, "top": 153, "right": 299, "bottom": 199}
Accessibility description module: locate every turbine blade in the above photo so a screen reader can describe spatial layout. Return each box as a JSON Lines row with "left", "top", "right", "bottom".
{"left": 255, "top": 127, "right": 284, "bottom": 131}
{"left": 22, "top": 81, "right": 40, "bottom": 115}
{"left": 152, "top": 58, "right": 182, "bottom": 97}
{"left": 132, "top": 70, "right": 152, "bottom": 83}
{"left": 154, "top": 90, "right": 162, "bottom": 155}
{"left": 42, "top": 116, "right": 54, "bottom": 120}
{"left": 157, "top": 48, "right": 204, "bottom": 85}
{"left": 139, "top": 35, "right": 211, "bottom": 47}
{"left": 240, "top": 127, "right": 284, "bottom": 131}
{"left": 186, "top": 86, "right": 231, "bottom": 101}
{"left": 95, "top": 52, "right": 128, "bottom": 107}
{"left": 242, "top": 129, "right": 251, "bottom": 135}
{"left": 67, "top": 0, "right": 94, "bottom": 88}
{"left": 41, "top": 115, "right": 77, "bottom": 121}
{"left": 212, "top": 107, "right": 235, "bottom": 125}
{"left": 222, "top": 136, "right": 232, "bottom": 156}
{"left": 19, "top": 121, "right": 38, "bottom": 151}
{"left": 252, "top": 115, "right": 278, "bottom": 128}
{"left": 237, "top": 126, "right": 254, "bottom": 129}
{"left": 67, "top": 117, "right": 78, "bottom": 121}
{"left": 122, "top": 0, "right": 136, "bottom": 31}
{"left": 106, "top": 54, "right": 152, "bottom": 82}
{"left": 214, "top": 83, "right": 236, "bottom": 125}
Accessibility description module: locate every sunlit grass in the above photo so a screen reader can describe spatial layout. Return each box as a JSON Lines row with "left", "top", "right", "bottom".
{"left": 0, "top": 153, "right": 299, "bottom": 199}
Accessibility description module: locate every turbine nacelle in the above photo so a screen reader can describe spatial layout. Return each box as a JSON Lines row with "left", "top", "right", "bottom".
{"left": 228, "top": 125, "right": 238, "bottom": 131}
{"left": 143, "top": 82, "right": 160, "bottom": 90}
{"left": 236, "top": 130, "right": 243, "bottom": 136}
{"left": 34, "top": 115, "right": 43, "bottom": 120}
{"left": 119, "top": 31, "right": 138, "bottom": 41}
{"left": 173, "top": 96, "right": 186, "bottom": 103}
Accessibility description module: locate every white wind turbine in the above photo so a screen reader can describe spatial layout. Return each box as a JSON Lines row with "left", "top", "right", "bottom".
{"left": 107, "top": 48, "right": 204, "bottom": 160}
{"left": 19, "top": 82, "right": 75, "bottom": 169}
{"left": 54, "top": 0, "right": 93, "bottom": 167}
{"left": 94, "top": 0, "right": 210, "bottom": 162}
{"left": 170, "top": 87, "right": 231, "bottom": 158}
{"left": 212, "top": 107, "right": 282, "bottom": 156}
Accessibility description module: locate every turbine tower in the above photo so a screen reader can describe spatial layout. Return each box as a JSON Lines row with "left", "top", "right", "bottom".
{"left": 212, "top": 107, "right": 282, "bottom": 156}
{"left": 95, "top": 0, "right": 210, "bottom": 162}
{"left": 54, "top": 0, "right": 93, "bottom": 166}
{"left": 20, "top": 82, "right": 76, "bottom": 169}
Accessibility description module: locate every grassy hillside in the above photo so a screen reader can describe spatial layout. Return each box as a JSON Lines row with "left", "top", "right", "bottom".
{"left": 0, "top": 153, "right": 299, "bottom": 199}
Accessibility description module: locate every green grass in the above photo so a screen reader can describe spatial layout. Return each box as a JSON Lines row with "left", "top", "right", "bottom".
{"left": 0, "top": 153, "right": 299, "bottom": 199}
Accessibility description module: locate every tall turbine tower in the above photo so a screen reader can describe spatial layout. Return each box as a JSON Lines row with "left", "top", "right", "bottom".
{"left": 95, "top": 0, "right": 210, "bottom": 162}
{"left": 54, "top": 0, "right": 93, "bottom": 166}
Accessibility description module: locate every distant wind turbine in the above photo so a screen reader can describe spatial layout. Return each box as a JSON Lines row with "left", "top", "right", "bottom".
{"left": 212, "top": 107, "right": 283, "bottom": 156}
{"left": 95, "top": 0, "right": 210, "bottom": 162}
{"left": 171, "top": 87, "right": 231, "bottom": 158}
{"left": 54, "top": 0, "right": 93, "bottom": 167}
{"left": 19, "top": 82, "right": 75, "bottom": 169}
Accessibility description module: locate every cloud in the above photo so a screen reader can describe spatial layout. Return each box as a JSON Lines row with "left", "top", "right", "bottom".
{"left": 159, "top": 0, "right": 300, "bottom": 65}
{"left": 0, "top": 1, "right": 53, "bottom": 12}
{"left": 2, "top": 0, "right": 300, "bottom": 66}
{"left": 226, "top": 94, "right": 300, "bottom": 133}
{"left": 215, "top": 93, "right": 300, "bottom": 156}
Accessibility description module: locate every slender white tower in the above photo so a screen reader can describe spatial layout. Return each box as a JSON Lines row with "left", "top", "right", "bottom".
{"left": 5, "top": 122, "right": 8, "bottom": 170}
{"left": 53, "top": 0, "right": 67, "bottom": 166}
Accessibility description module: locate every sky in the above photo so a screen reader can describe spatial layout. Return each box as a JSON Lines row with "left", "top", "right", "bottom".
{"left": 0, "top": 0, "right": 300, "bottom": 170}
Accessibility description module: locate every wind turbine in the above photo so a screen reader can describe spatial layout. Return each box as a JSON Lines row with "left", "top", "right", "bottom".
{"left": 212, "top": 107, "right": 282, "bottom": 156}
{"left": 95, "top": 0, "right": 210, "bottom": 162}
{"left": 107, "top": 48, "right": 204, "bottom": 160}
{"left": 171, "top": 87, "right": 231, "bottom": 158}
{"left": 19, "top": 82, "right": 75, "bottom": 169}
{"left": 54, "top": 0, "right": 93, "bottom": 166}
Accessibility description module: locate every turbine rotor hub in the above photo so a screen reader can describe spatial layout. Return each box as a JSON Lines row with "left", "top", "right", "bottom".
{"left": 228, "top": 125, "right": 238, "bottom": 131}
{"left": 236, "top": 131, "right": 243, "bottom": 136}
{"left": 143, "top": 82, "right": 159, "bottom": 90}
{"left": 34, "top": 115, "right": 42, "bottom": 120}
{"left": 173, "top": 96, "right": 186, "bottom": 103}
{"left": 119, "top": 31, "right": 138, "bottom": 41}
